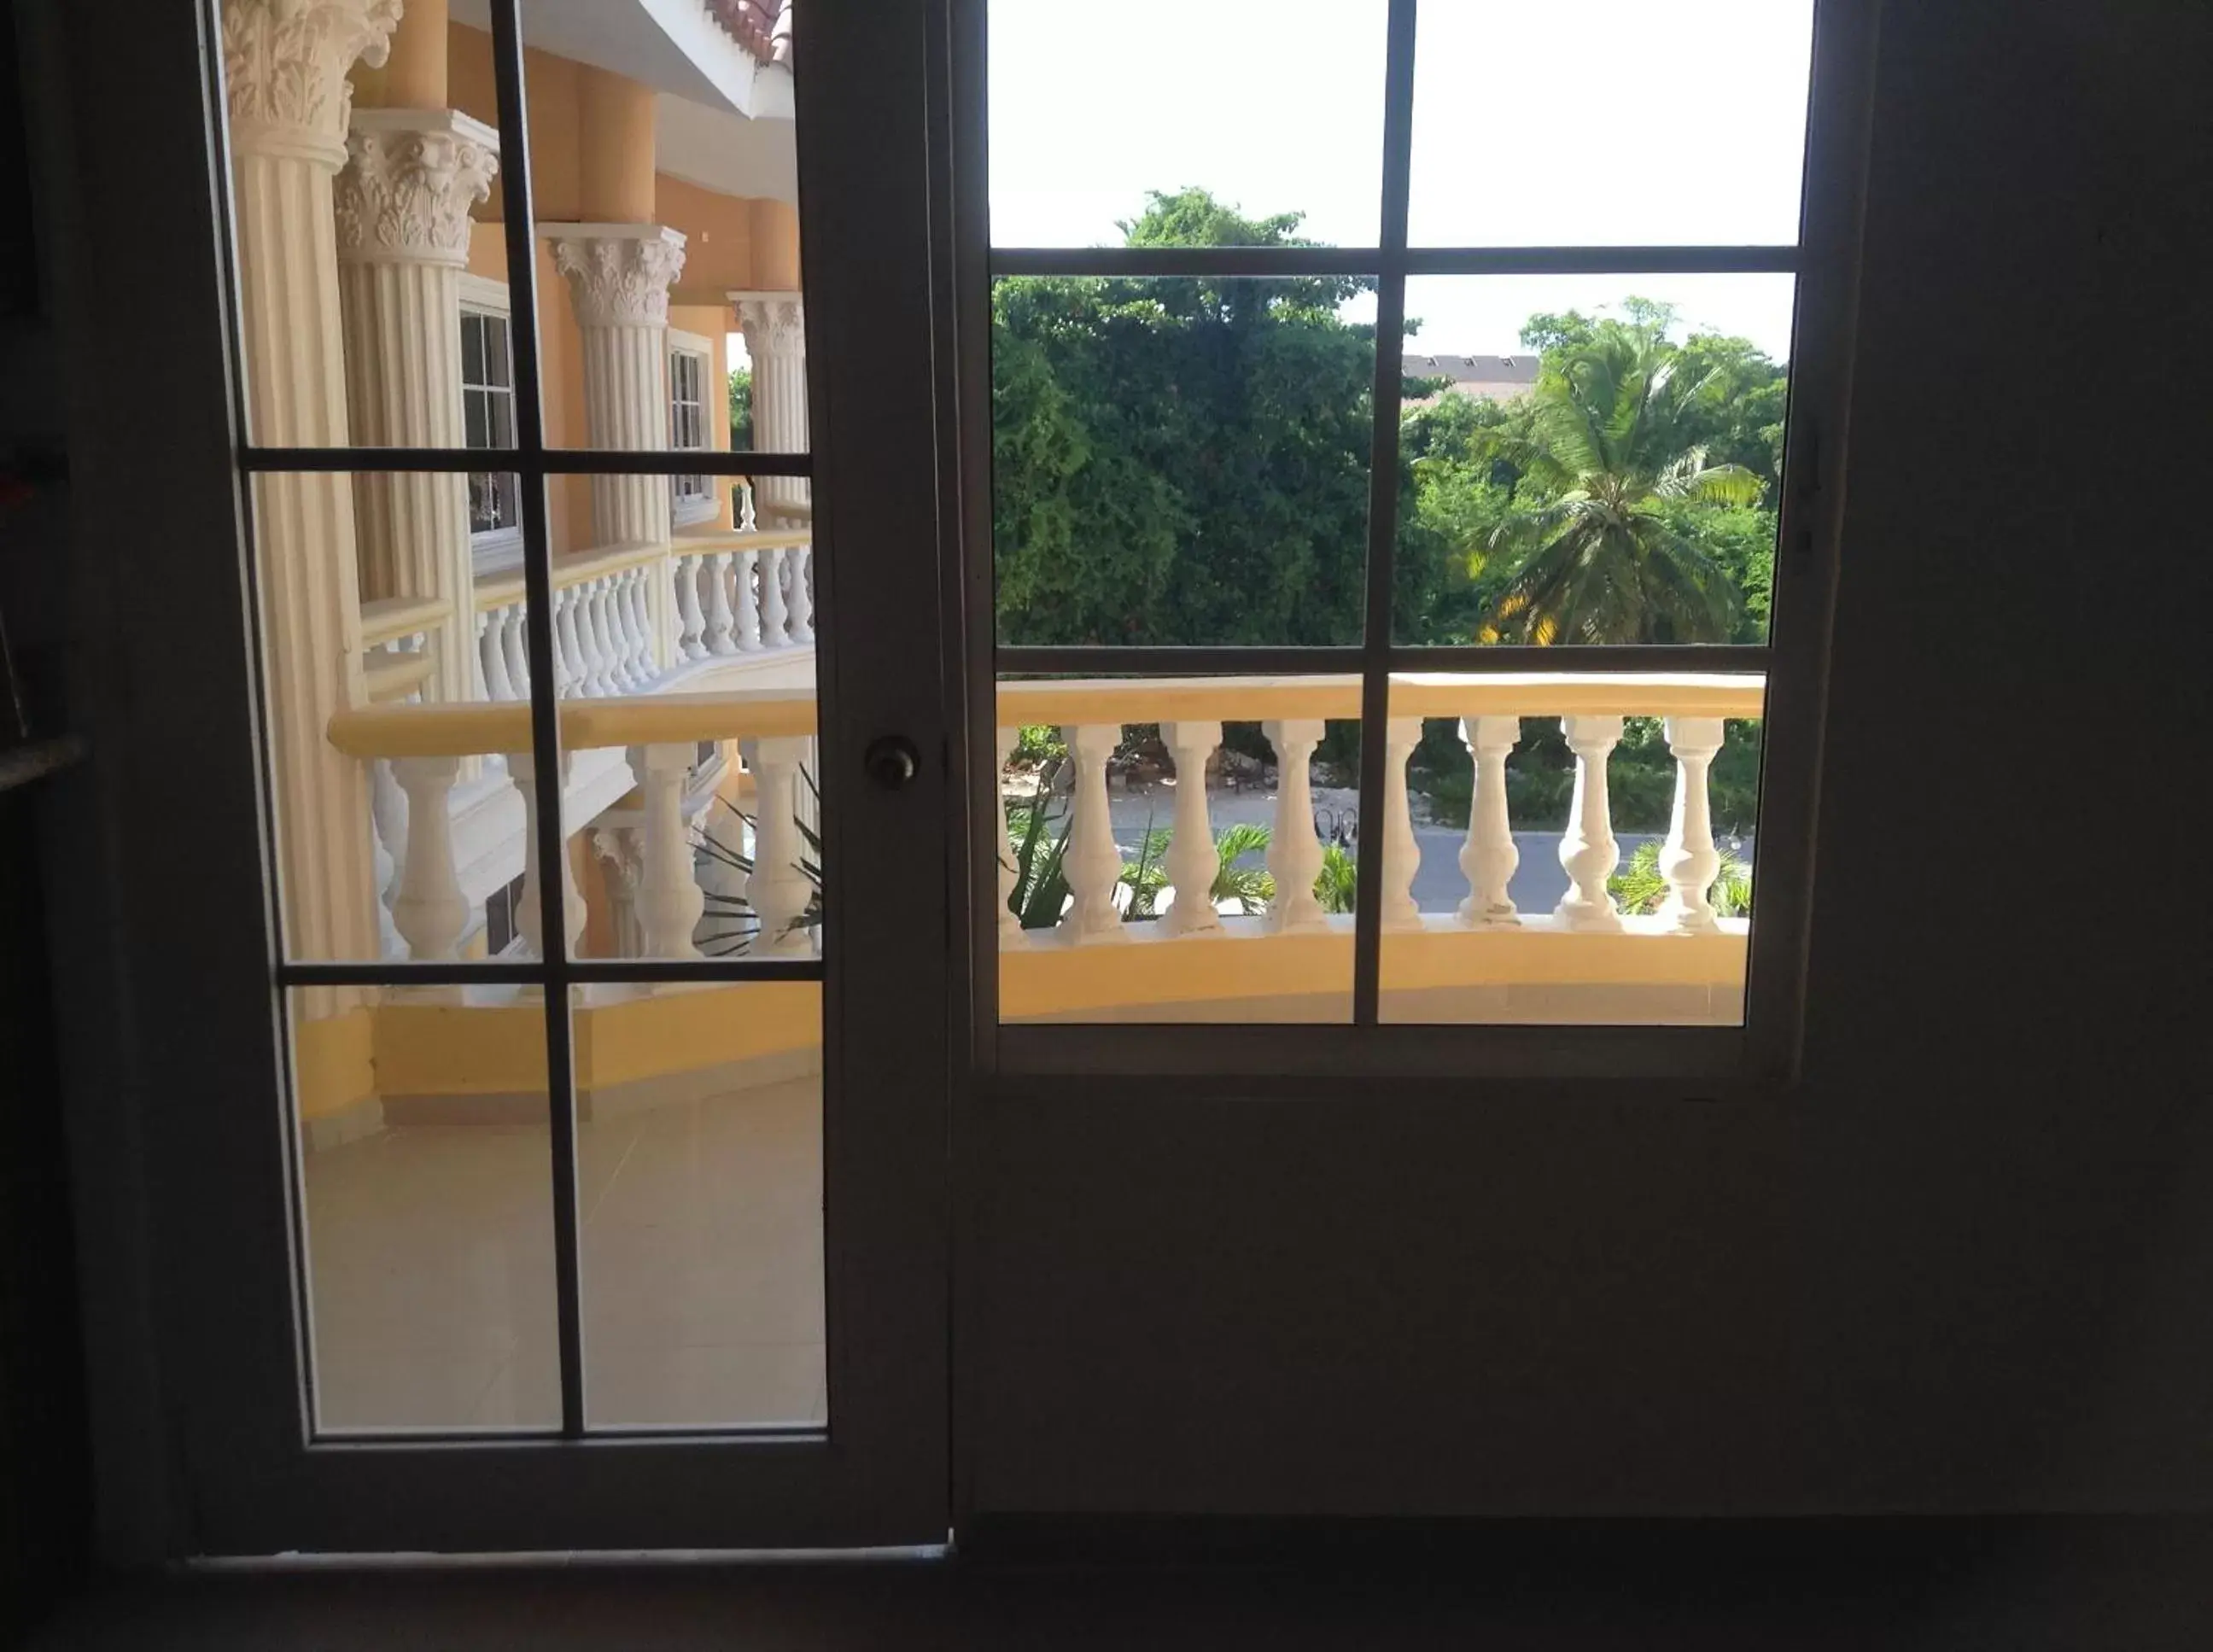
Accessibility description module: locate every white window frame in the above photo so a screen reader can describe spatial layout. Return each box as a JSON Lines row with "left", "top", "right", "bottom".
{"left": 459, "top": 272, "right": 524, "bottom": 570}
{"left": 668, "top": 328, "right": 718, "bottom": 528}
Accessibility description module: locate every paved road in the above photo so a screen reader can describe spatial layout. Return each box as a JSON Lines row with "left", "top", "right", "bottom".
{"left": 1101, "top": 780, "right": 1751, "bottom": 915}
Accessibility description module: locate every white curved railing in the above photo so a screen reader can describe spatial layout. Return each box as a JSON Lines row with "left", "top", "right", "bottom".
{"left": 465, "top": 529, "right": 815, "bottom": 704}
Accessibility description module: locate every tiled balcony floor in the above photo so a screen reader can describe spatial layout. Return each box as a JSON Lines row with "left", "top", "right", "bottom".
{"left": 301, "top": 1077, "right": 825, "bottom": 1433}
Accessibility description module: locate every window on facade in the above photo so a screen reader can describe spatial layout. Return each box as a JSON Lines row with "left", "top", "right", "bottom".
{"left": 669, "top": 343, "right": 715, "bottom": 524}
{"left": 461, "top": 305, "right": 521, "bottom": 563}
{"left": 984, "top": 0, "right": 1831, "bottom": 1057}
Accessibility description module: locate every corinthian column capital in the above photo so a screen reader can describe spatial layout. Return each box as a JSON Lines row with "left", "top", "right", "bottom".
{"left": 731, "top": 292, "right": 806, "bottom": 359}
{"left": 544, "top": 225, "right": 689, "bottom": 327}
{"left": 335, "top": 109, "right": 500, "bottom": 266}
{"left": 221, "top": 0, "right": 402, "bottom": 166}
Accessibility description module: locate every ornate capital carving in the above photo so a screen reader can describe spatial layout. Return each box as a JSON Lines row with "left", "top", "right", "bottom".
{"left": 335, "top": 110, "right": 499, "bottom": 265}
{"left": 733, "top": 294, "right": 806, "bottom": 359}
{"left": 546, "top": 226, "right": 689, "bottom": 328}
{"left": 222, "top": 0, "right": 401, "bottom": 162}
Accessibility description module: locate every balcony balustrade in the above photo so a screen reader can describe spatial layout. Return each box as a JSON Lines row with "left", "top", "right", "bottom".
{"left": 328, "top": 670, "right": 1762, "bottom": 1027}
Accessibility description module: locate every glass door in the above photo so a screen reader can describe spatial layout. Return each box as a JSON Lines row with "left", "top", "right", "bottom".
{"left": 100, "top": 0, "right": 950, "bottom": 1552}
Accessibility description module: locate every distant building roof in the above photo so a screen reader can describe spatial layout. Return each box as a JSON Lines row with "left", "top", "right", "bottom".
{"left": 1407, "top": 353, "right": 1540, "bottom": 387}
{"left": 706, "top": 0, "right": 795, "bottom": 67}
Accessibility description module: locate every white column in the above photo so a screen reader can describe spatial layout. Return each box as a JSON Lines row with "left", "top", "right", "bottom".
{"left": 1263, "top": 719, "right": 1328, "bottom": 934}
{"left": 388, "top": 755, "right": 468, "bottom": 966}
{"left": 750, "top": 736, "right": 816, "bottom": 955}
{"left": 996, "top": 725, "right": 1025, "bottom": 949}
{"left": 1162, "top": 721, "right": 1223, "bottom": 937}
{"left": 1456, "top": 715, "right": 1521, "bottom": 928}
{"left": 509, "top": 749, "right": 585, "bottom": 965}
{"left": 334, "top": 108, "right": 497, "bottom": 709}
{"left": 1556, "top": 715, "right": 1626, "bottom": 932}
{"left": 732, "top": 293, "right": 809, "bottom": 526}
{"left": 221, "top": 0, "right": 399, "bottom": 986}
{"left": 1660, "top": 716, "right": 1728, "bottom": 933}
{"left": 629, "top": 744, "right": 704, "bottom": 959}
{"left": 546, "top": 224, "right": 686, "bottom": 675}
{"left": 1381, "top": 717, "right": 1424, "bottom": 931}
{"left": 1062, "top": 724, "right": 1126, "bottom": 942}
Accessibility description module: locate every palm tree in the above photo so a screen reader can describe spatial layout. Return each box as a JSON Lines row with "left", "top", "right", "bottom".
{"left": 1467, "top": 325, "right": 1761, "bottom": 645}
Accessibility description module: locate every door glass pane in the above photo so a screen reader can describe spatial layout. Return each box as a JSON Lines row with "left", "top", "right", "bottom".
{"left": 289, "top": 987, "right": 559, "bottom": 1433}
{"left": 996, "top": 680, "right": 1359, "bottom": 1024}
{"left": 1395, "top": 273, "right": 1796, "bottom": 645}
{"left": 573, "top": 984, "right": 826, "bottom": 1429}
{"left": 993, "top": 276, "right": 1378, "bottom": 647}
{"left": 1409, "top": 1, "right": 1815, "bottom": 248}
{"left": 551, "top": 477, "right": 822, "bottom": 967}
{"left": 1378, "top": 679, "right": 1763, "bottom": 1024}
{"left": 989, "top": 0, "right": 1389, "bottom": 248}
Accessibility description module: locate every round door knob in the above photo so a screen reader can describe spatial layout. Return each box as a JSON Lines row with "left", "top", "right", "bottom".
{"left": 864, "top": 734, "right": 920, "bottom": 791}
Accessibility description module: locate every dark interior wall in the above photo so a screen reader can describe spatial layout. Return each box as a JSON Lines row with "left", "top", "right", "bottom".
{"left": 965, "top": 0, "right": 2213, "bottom": 1517}
{"left": 1, "top": 0, "right": 91, "bottom": 1628}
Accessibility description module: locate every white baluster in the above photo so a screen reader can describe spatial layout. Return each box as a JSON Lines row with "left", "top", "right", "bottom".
{"left": 737, "top": 480, "right": 757, "bottom": 531}
{"left": 1660, "top": 716, "right": 1727, "bottom": 933}
{"left": 553, "top": 587, "right": 585, "bottom": 698}
{"left": 477, "top": 609, "right": 513, "bottom": 703}
{"left": 388, "top": 755, "right": 468, "bottom": 966}
{"left": 500, "top": 604, "right": 531, "bottom": 701}
{"left": 1061, "top": 723, "right": 1126, "bottom": 942}
{"left": 632, "top": 568, "right": 658, "bottom": 682}
{"left": 628, "top": 743, "right": 704, "bottom": 959}
{"left": 633, "top": 568, "right": 657, "bottom": 684}
{"left": 785, "top": 542, "right": 815, "bottom": 644}
{"left": 1381, "top": 718, "right": 1424, "bottom": 931}
{"left": 368, "top": 757, "right": 406, "bottom": 957}
{"left": 1455, "top": 715, "right": 1521, "bottom": 928}
{"left": 759, "top": 546, "right": 788, "bottom": 645}
{"left": 508, "top": 748, "right": 585, "bottom": 965}
{"left": 705, "top": 551, "right": 737, "bottom": 654}
{"left": 1162, "top": 720, "right": 1223, "bottom": 936}
{"left": 733, "top": 549, "right": 762, "bottom": 651}
{"left": 996, "top": 725, "right": 1026, "bottom": 949}
{"left": 1556, "top": 714, "right": 1625, "bottom": 932}
{"left": 1262, "top": 718, "right": 1328, "bottom": 933}
{"left": 670, "top": 555, "right": 704, "bottom": 661}
{"left": 750, "top": 735, "right": 816, "bottom": 955}
{"left": 592, "top": 579, "right": 624, "bottom": 694}
{"left": 610, "top": 571, "right": 641, "bottom": 689}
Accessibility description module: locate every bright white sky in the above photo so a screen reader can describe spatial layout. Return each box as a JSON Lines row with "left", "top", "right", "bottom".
{"left": 985, "top": 0, "right": 1813, "bottom": 359}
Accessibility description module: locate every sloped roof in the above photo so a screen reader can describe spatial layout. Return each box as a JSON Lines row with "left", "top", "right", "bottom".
{"left": 706, "top": 0, "right": 794, "bottom": 67}
{"left": 1407, "top": 353, "right": 1540, "bottom": 384}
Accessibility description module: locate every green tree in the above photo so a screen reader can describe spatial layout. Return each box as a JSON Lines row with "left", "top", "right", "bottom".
{"left": 992, "top": 189, "right": 1379, "bottom": 645}
{"left": 1465, "top": 321, "right": 1763, "bottom": 645}
{"left": 727, "top": 366, "right": 752, "bottom": 451}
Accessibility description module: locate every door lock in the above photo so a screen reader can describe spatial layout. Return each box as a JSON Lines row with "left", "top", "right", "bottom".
{"left": 863, "top": 733, "right": 920, "bottom": 791}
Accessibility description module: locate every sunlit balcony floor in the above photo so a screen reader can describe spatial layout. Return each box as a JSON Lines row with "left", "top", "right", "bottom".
{"left": 301, "top": 1075, "right": 825, "bottom": 1434}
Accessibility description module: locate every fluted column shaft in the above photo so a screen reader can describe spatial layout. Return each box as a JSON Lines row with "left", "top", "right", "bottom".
{"left": 336, "top": 108, "right": 499, "bottom": 708}
{"left": 733, "top": 294, "right": 809, "bottom": 526}
{"left": 222, "top": 0, "right": 400, "bottom": 982}
{"left": 548, "top": 225, "right": 687, "bottom": 664}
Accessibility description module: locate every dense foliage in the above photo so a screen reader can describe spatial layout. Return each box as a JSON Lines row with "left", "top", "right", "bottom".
{"left": 990, "top": 189, "right": 1789, "bottom": 828}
